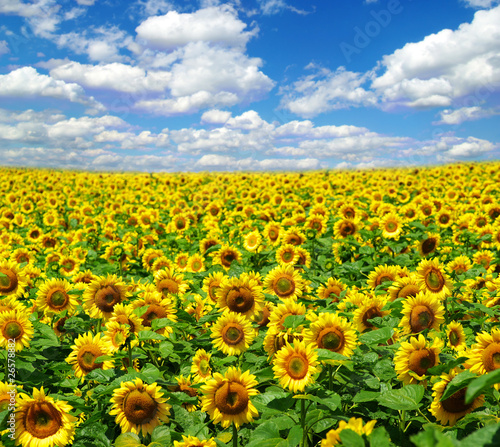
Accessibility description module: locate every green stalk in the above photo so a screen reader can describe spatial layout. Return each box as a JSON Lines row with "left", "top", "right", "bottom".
{"left": 300, "top": 398, "right": 307, "bottom": 447}
{"left": 232, "top": 422, "right": 238, "bottom": 447}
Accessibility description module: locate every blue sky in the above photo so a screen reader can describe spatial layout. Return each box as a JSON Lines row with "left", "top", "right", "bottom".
{"left": 0, "top": 0, "right": 499, "bottom": 171}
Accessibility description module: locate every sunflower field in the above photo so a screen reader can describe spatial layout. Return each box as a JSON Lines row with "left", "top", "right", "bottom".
{"left": 2, "top": 162, "right": 500, "bottom": 447}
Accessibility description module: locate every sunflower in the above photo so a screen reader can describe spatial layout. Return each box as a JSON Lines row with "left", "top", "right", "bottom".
{"left": 0, "top": 295, "right": 24, "bottom": 314}
{"left": 169, "top": 375, "right": 199, "bottom": 412}
{"left": 174, "top": 436, "right": 217, "bottom": 447}
{"left": 366, "top": 265, "right": 398, "bottom": 290}
{"left": 429, "top": 369, "right": 484, "bottom": 426}
{"left": 321, "top": 417, "right": 377, "bottom": 447}
{"left": 10, "top": 247, "right": 36, "bottom": 265}
{"left": 213, "top": 244, "right": 242, "bottom": 270}
{"left": 110, "top": 377, "right": 171, "bottom": 436}
{"left": 268, "top": 298, "right": 306, "bottom": 331}
{"left": 243, "top": 230, "right": 262, "bottom": 253}
{"left": 317, "top": 278, "right": 346, "bottom": 303}
{"left": 447, "top": 255, "right": 472, "bottom": 275}
{"left": 0, "top": 258, "right": 28, "bottom": 298}
{"left": 252, "top": 301, "right": 273, "bottom": 327}
{"left": 263, "top": 326, "right": 304, "bottom": 359}
{"left": 399, "top": 291, "right": 445, "bottom": 335}
{"left": 199, "top": 234, "right": 221, "bottom": 254}
{"left": 0, "top": 309, "right": 34, "bottom": 351}
{"left": 211, "top": 311, "right": 256, "bottom": 356}
{"left": 294, "top": 246, "right": 312, "bottom": 269}
{"left": 445, "top": 321, "right": 467, "bottom": 352}
{"left": 191, "top": 349, "right": 212, "bottom": 383}
{"left": 472, "top": 250, "right": 495, "bottom": 272}
{"left": 263, "top": 265, "right": 306, "bottom": 301}
{"left": 83, "top": 274, "right": 129, "bottom": 320}
{"left": 36, "top": 278, "right": 77, "bottom": 315}
{"left": 216, "top": 276, "right": 264, "bottom": 317}
{"left": 65, "top": 332, "right": 113, "bottom": 381}
{"left": 141, "top": 248, "right": 164, "bottom": 272}
{"left": 417, "top": 259, "right": 453, "bottom": 299}
{"left": 352, "top": 294, "right": 388, "bottom": 333}
{"left": 276, "top": 244, "right": 299, "bottom": 266}
{"left": 273, "top": 340, "right": 319, "bottom": 393}
{"left": 72, "top": 269, "right": 98, "bottom": 289}
{"left": 16, "top": 387, "right": 77, "bottom": 447}
{"left": 102, "top": 320, "right": 130, "bottom": 352}
{"left": 304, "top": 312, "right": 357, "bottom": 360}
{"left": 394, "top": 334, "right": 443, "bottom": 384}
{"left": 200, "top": 367, "right": 259, "bottom": 428}
{"left": 154, "top": 267, "right": 189, "bottom": 298}
{"left": 388, "top": 274, "right": 420, "bottom": 302}
{"left": 187, "top": 254, "right": 206, "bottom": 273}
{"left": 132, "top": 288, "right": 177, "bottom": 334}
{"left": 465, "top": 328, "right": 500, "bottom": 384}
{"left": 381, "top": 213, "right": 402, "bottom": 240}
{"left": 108, "top": 303, "right": 144, "bottom": 335}
{"left": 202, "top": 271, "right": 226, "bottom": 305}
{"left": 264, "top": 222, "right": 282, "bottom": 246}
{"left": 418, "top": 233, "right": 440, "bottom": 257}
{"left": 333, "top": 218, "right": 361, "bottom": 240}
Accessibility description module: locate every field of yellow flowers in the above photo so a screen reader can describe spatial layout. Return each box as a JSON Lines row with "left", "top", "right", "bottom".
{"left": 1, "top": 162, "right": 500, "bottom": 447}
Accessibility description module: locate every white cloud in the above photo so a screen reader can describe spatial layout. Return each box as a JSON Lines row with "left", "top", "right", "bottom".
{"left": 0, "top": 67, "right": 104, "bottom": 111}
{"left": 201, "top": 109, "right": 232, "bottom": 124}
{"left": 50, "top": 61, "right": 171, "bottom": 93}
{"left": 195, "top": 154, "right": 320, "bottom": 171}
{"left": 76, "top": 0, "right": 96, "bottom": 5}
{"left": 257, "top": 0, "right": 309, "bottom": 15}
{"left": 136, "top": 5, "right": 256, "bottom": 49}
{"left": 0, "top": 40, "right": 8, "bottom": 56}
{"left": 446, "top": 137, "right": 497, "bottom": 158}
{"left": 462, "top": 0, "right": 499, "bottom": 8}
{"left": 436, "top": 106, "right": 499, "bottom": 125}
{"left": 47, "top": 116, "right": 126, "bottom": 140}
{"left": 0, "top": 0, "right": 61, "bottom": 37}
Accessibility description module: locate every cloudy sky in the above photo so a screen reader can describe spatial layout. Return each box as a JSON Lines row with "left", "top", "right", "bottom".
{"left": 0, "top": 0, "right": 499, "bottom": 172}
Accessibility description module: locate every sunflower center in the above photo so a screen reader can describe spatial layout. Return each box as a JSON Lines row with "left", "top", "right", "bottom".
{"left": 123, "top": 389, "right": 157, "bottom": 425}
{"left": 481, "top": 342, "right": 500, "bottom": 372}
{"left": 421, "top": 239, "right": 437, "bottom": 255}
{"left": 326, "top": 286, "right": 342, "bottom": 299}
{"left": 287, "top": 354, "right": 309, "bottom": 379}
{"left": 318, "top": 327, "right": 344, "bottom": 352}
{"left": 273, "top": 276, "right": 295, "bottom": 298}
{"left": 397, "top": 284, "right": 419, "bottom": 299}
{"left": 425, "top": 270, "right": 444, "bottom": 291}
{"left": 340, "top": 222, "right": 355, "bottom": 237}
{"left": 158, "top": 279, "right": 179, "bottom": 297}
{"left": 221, "top": 324, "right": 244, "bottom": 346}
{"left": 0, "top": 268, "right": 17, "bottom": 293}
{"left": 449, "top": 331, "right": 460, "bottom": 346}
{"left": 214, "top": 382, "right": 249, "bottom": 415}
{"left": 410, "top": 305, "right": 434, "bottom": 333}
{"left": 221, "top": 252, "right": 237, "bottom": 268}
{"left": 48, "top": 289, "right": 69, "bottom": 309}
{"left": 441, "top": 387, "right": 472, "bottom": 414}
{"left": 199, "top": 359, "right": 210, "bottom": 376}
{"left": 376, "top": 275, "right": 393, "bottom": 287}
{"left": 208, "top": 284, "right": 219, "bottom": 303}
{"left": 362, "top": 307, "right": 382, "bottom": 329}
{"left": 95, "top": 285, "right": 122, "bottom": 313}
{"left": 386, "top": 221, "right": 398, "bottom": 232}
{"left": 283, "top": 251, "right": 294, "bottom": 262}
{"left": 226, "top": 288, "right": 254, "bottom": 313}
{"left": 142, "top": 304, "right": 167, "bottom": 326}
{"left": 115, "top": 315, "right": 136, "bottom": 333}
{"left": 408, "top": 349, "right": 436, "bottom": 376}
{"left": 4, "top": 321, "right": 22, "bottom": 339}
{"left": 25, "top": 402, "right": 62, "bottom": 439}
{"left": 77, "top": 345, "right": 103, "bottom": 372}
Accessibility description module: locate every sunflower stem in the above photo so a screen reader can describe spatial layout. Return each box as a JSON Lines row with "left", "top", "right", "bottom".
{"left": 300, "top": 398, "right": 308, "bottom": 447}
{"left": 328, "top": 364, "right": 333, "bottom": 391}
{"left": 232, "top": 422, "right": 238, "bottom": 447}
{"left": 126, "top": 338, "right": 133, "bottom": 369}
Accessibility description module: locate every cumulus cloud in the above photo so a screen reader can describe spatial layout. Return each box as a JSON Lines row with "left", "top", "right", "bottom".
{"left": 435, "top": 106, "right": 499, "bottom": 125}
{"left": 282, "top": 6, "right": 500, "bottom": 116}
{"left": 462, "top": 0, "right": 499, "bottom": 8}
{"left": 136, "top": 5, "right": 257, "bottom": 49}
{"left": 195, "top": 154, "right": 321, "bottom": 171}
{"left": 0, "top": 41, "right": 8, "bottom": 56}
{"left": 0, "top": 67, "right": 104, "bottom": 112}
{"left": 201, "top": 109, "right": 232, "bottom": 124}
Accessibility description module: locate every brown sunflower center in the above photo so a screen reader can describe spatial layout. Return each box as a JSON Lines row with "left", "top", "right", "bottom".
{"left": 421, "top": 239, "right": 437, "bottom": 255}
{"left": 410, "top": 305, "right": 434, "bottom": 333}
{"left": 221, "top": 251, "right": 237, "bottom": 268}
{"left": 386, "top": 221, "right": 398, "bottom": 232}
{"left": 282, "top": 251, "right": 294, "bottom": 262}
{"left": 142, "top": 304, "right": 168, "bottom": 326}
{"left": 214, "top": 382, "right": 249, "bottom": 415}
{"left": 25, "top": 401, "right": 62, "bottom": 439}
{"left": 441, "top": 387, "right": 472, "bottom": 414}
{"left": 269, "top": 229, "right": 279, "bottom": 242}
{"left": 158, "top": 279, "right": 179, "bottom": 297}
{"left": 449, "top": 331, "right": 460, "bottom": 347}
{"left": 0, "top": 268, "right": 17, "bottom": 293}
{"left": 123, "top": 389, "right": 157, "bottom": 425}
{"left": 226, "top": 287, "right": 254, "bottom": 313}
{"left": 317, "top": 327, "right": 344, "bottom": 352}
{"left": 397, "top": 284, "right": 420, "bottom": 299}
{"left": 115, "top": 315, "right": 136, "bottom": 333}
{"left": 325, "top": 285, "right": 342, "bottom": 300}
{"left": 425, "top": 269, "right": 444, "bottom": 292}
{"left": 199, "top": 359, "right": 210, "bottom": 376}
{"left": 481, "top": 342, "right": 500, "bottom": 372}
{"left": 376, "top": 275, "right": 393, "bottom": 287}
{"left": 77, "top": 344, "right": 104, "bottom": 373}
{"left": 286, "top": 353, "right": 309, "bottom": 380}
{"left": 362, "top": 306, "right": 383, "bottom": 329}
{"left": 221, "top": 324, "right": 245, "bottom": 346}
{"left": 339, "top": 222, "right": 355, "bottom": 237}
{"left": 4, "top": 321, "right": 23, "bottom": 339}
{"left": 273, "top": 276, "right": 295, "bottom": 298}
{"left": 408, "top": 349, "right": 436, "bottom": 376}
{"left": 47, "top": 289, "right": 69, "bottom": 309}
{"left": 94, "top": 285, "right": 122, "bottom": 313}
{"left": 208, "top": 284, "right": 220, "bottom": 303}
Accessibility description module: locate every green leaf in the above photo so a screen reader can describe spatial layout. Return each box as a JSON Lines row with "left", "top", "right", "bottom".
{"left": 339, "top": 429, "right": 365, "bottom": 447}
{"left": 353, "top": 390, "right": 380, "bottom": 403}
{"left": 465, "top": 369, "right": 500, "bottom": 404}
{"left": 317, "top": 349, "right": 347, "bottom": 362}
{"left": 295, "top": 393, "right": 341, "bottom": 412}
{"left": 427, "top": 356, "right": 468, "bottom": 376}
{"left": 287, "top": 426, "right": 303, "bottom": 447}
{"left": 440, "top": 370, "right": 477, "bottom": 402}
{"left": 151, "top": 318, "right": 172, "bottom": 331}
{"left": 459, "top": 423, "right": 500, "bottom": 445}
{"left": 359, "top": 327, "right": 393, "bottom": 346}
{"left": 369, "top": 427, "right": 391, "bottom": 447}
{"left": 141, "top": 363, "right": 163, "bottom": 382}
{"left": 410, "top": 426, "right": 458, "bottom": 447}
{"left": 246, "top": 421, "right": 285, "bottom": 447}
{"left": 378, "top": 385, "right": 424, "bottom": 411}
{"left": 283, "top": 314, "right": 305, "bottom": 329}
{"left": 114, "top": 432, "right": 141, "bottom": 447}
{"left": 138, "top": 330, "right": 166, "bottom": 341}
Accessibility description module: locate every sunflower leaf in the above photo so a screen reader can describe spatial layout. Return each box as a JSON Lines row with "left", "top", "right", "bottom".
{"left": 114, "top": 432, "right": 141, "bottom": 447}
{"left": 427, "top": 356, "right": 468, "bottom": 376}
{"left": 358, "top": 327, "right": 393, "bottom": 346}
{"left": 378, "top": 385, "right": 425, "bottom": 410}
{"left": 439, "top": 370, "right": 477, "bottom": 402}
{"left": 317, "top": 349, "right": 347, "bottom": 362}
{"left": 340, "top": 429, "right": 365, "bottom": 447}
{"left": 283, "top": 314, "right": 305, "bottom": 329}
{"left": 465, "top": 369, "right": 500, "bottom": 404}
